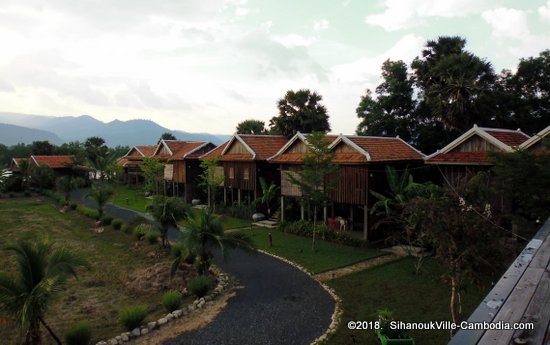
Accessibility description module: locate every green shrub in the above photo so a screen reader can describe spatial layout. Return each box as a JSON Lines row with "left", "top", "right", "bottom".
{"left": 145, "top": 231, "right": 158, "bottom": 244}
{"left": 162, "top": 291, "right": 183, "bottom": 312}
{"left": 112, "top": 218, "right": 123, "bottom": 230}
{"left": 101, "top": 214, "right": 113, "bottom": 226}
{"left": 69, "top": 202, "right": 78, "bottom": 210}
{"left": 77, "top": 206, "right": 99, "bottom": 220}
{"left": 279, "top": 220, "right": 365, "bottom": 247}
{"left": 119, "top": 305, "right": 147, "bottom": 331}
{"left": 64, "top": 320, "right": 92, "bottom": 345}
{"left": 133, "top": 226, "right": 147, "bottom": 240}
{"left": 121, "top": 223, "right": 133, "bottom": 234}
{"left": 188, "top": 276, "right": 212, "bottom": 298}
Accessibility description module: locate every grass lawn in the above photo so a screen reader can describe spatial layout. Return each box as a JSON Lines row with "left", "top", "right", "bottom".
{"left": 0, "top": 197, "right": 191, "bottom": 345}
{"left": 109, "top": 184, "right": 151, "bottom": 213}
{"left": 324, "top": 257, "right": 491, "bottom": 345}
{"left": 235, "top": 228, "right": 384, "bottom": 274}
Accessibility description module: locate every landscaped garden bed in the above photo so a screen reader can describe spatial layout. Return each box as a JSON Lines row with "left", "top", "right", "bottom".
{"left": 0, "top": 197, "right": 198, "bottom": 344}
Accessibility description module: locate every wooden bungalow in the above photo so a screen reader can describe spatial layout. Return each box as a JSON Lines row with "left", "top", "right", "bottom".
{"left": 425, "top": 125, "right": 531, "bottom": 186}
{"left": 118, "top": 145, "right": 157, "bottom": 184}
{"left": 29, "top": 155, "right": 76, "bottom": 173}
{"left": 200, "top": 134, "right": 288, "bottom": 206}
{"left": 8, "top": 158, "right": 28, "bottom": 173}
{"left": 519, "top": 125, "right": 550, "bottom": 153}
{"left": 269, "top": 132, "right": 425, "bottom": 241}
{"left": 153, "top": 139, "right": 216, "bottom": 202}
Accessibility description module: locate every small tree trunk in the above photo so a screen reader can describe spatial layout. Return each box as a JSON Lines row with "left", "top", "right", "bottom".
{"left": 312, "top": 206, "right": 317, "bottom": 251}
{"left": 449, "top": 266, "right": 460, "bottom": 337}
{"left": 39, "top": 317, "right": 62, "bottom": 345}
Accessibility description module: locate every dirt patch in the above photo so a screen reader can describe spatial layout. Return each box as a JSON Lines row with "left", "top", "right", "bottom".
{"left": 131, "top": 291, "right": 236, "bottom": 345}
{"left": 122, "top": 261, "right": 198, "bottom": 294}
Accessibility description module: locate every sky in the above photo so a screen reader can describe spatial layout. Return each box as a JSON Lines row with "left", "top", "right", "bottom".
{"left": 0, "top": 0, "right": 549, "bottom": 135}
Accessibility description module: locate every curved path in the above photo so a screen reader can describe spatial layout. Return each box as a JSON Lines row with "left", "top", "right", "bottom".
{"left": 72, "top": 189, "right": 335, "bottom": 345}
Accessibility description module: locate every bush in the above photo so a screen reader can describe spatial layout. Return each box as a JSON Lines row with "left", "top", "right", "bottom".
{"left": 279, "top": 220, "right": 365, "bottom": 247}
{"left": 133, "top": 226, "right": 147, "bottom": 240}
{"left": 76, "top": 206, "right": 99, "bottom": 220}
{"left": 112, "top": 218, "right": 123, "bottom": 230}
{"left": 187, "top": 276, "right": 212, "bottom": 298}
{"left": 64, "top": 320, "right": 92, "bottom": 345}
{"left": 145, "top": 231, "right": 158, "bottom": 244}
{"left": 101, "top": 214, "right": 113, "bottom": 226}
{"left": 70, "top": 202, "right": 78, "bottom": 210}
{"left": 119, "top": 305, "right": 147, "bottom": 331}
{"left": 121, "top": 223, "right": 133, "bottom": 234}
{"left": 162, "top": 291, "right": 183, "bottom": 312}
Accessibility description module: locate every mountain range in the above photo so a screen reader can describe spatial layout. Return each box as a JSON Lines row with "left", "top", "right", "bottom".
{"left": 0, "top": 112, "right": 230, "bottom": 147}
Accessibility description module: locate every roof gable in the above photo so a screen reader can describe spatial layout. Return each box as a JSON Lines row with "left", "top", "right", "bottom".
{"left": 519, "top": 125, "right": 550, "bottom": 150}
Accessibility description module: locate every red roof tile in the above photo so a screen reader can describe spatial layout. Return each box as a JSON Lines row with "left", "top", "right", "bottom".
{"left": 345, "top": 137, "right": 424, "bottom": 162}
{"left": 268, "top": 134, "right": 338, "bottom": 164}
{"left": 201, "top": 135, "right": 288, "bottom": 161}
{"left": 135, "top": 145, "right": 157, "bottom": 157}
{"left": 484, "top": 130, "right": 530, "bottom": 147}
{"left": 200, "top": 142, "right": 228, "bottom": 160}
{"left": 32, "top": 155, "right": 75, "bottom": 169}
{"left": 426, "top": 152, "right": 492, "bottom": 164}
{"left": 164, "top": 141, "right": 209, "bottom": 160}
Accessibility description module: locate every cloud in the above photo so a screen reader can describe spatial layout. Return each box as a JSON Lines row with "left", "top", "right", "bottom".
{"left": 330, "top": 33, "right": 425, "bottom": 83}
{"left": 481, "top": 8, "right": 529, "bottom": 39}
{"left": 271, "top": 34, "right": 316, "bottom": 47}
{"left": 313, "top": 19, "right": 329, "bottom": 31}
{"left": 539, "top": 0, "right": 550, "bottom": 21}
{"left": 0, "top": 79, "right": 15, "bottom": 92}
{"left": 482, "top": 7, "right": 550, "bottom": 59}
{"left": 366, "top": 0, "right": 494, "bottom": 31}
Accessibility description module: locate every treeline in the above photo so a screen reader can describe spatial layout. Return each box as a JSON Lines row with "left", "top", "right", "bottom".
{"left": 0, "top": 139, "right": 129, "bottom": 167}
{"left": 237, "top": 36, "right": 549, "bottom": 155}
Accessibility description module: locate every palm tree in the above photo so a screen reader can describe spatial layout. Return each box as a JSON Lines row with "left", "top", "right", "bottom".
{"left": 147, "top": 196, "right": 190, "bottom": 247}
{"left": 259, "top": 177, "right": 279, "bottom": 217}
{"left": 0, "top": 239, "right": 90, "bottom": 345}
{"left": 179, "top": 208, "right": 256, "bottom": 275}
{"left": 87, "top": 186, "right": 114, "bottom": 220}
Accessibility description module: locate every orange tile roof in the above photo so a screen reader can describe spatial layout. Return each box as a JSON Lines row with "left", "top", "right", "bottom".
{"left": 32, "top": 155, "right": 75, "bottom": 169}
{"left": 135, "top": 145, "right": 157, "bottom": 157}
{"left": 344, "top": 136, "right": 424, "bottom": 163}
{"left": 163, "top": 141, "right": 208, "bottom": 159}
{"left": 484, "top": 130, "right": 530, "bottom": 147}
{"left": 200, "top": 142, "right": 228, "bottom": 160}
{"left": 425, "top": 152, "right": 492, "bottom": 165}
{"left": 269, "top": 134, "right": 338, "bottom": 164}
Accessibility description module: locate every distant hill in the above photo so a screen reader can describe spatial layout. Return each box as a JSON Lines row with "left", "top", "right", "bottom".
{"left": 0, "top": 123, "right": 63, "bottom": 145}
{"left": 0, "top": 112, "right": 229, "bottom": 146}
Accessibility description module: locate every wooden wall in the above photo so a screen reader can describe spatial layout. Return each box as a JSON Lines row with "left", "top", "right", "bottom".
{"left": 329, "top": 165, "right": 369, "bottom": 205}
{"left": 226, "top": 141, "right": 250, "bottom": 155}
{"left": 450, "top": 135, "right": 502, "bottom": 153}
{"left": 281, "top": 167, "right": 302, "bottom": 197}
{"left": 223, "top": 161, "right": 257, "bottom": 191}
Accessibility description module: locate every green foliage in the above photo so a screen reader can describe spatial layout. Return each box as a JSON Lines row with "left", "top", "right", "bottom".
{"left": 119, "top": 305, "right": 147, "bottom": 331}
{"left": 140, "top": 158, "right": 164, "bottom": 194}
{"left": 133, "top": 226, "right": 147, "bottom": 240}
{"left": 121, "top": 223, "right": 133, "bottom": 234}
{"left": 490, "top": 150, "right": 550, "bottom": 232}
{"left": 199, "top": 157, "right": 224, "bottom": 210}
{"left": 69, "top": 202, "right": 78, "bottom": 210}
{"left": 64, "top": 320, "right": 92, "bottom": 345}
{"left": 147, "top": 196, "right": 190, "bottom": 247}
{"left": 100, "top": 214, "right": 113, "bottom": 226}
{"left": 269, "top": 89, "right": 330, "bottom": 137}
{"left": 160, "top": 132, "right": 177, "bottom": 140}
{"left": 0, "top": 239, "right": 90, "bottom": 344}
{"left": 170, "top": 243, "right": 197, "bottom": 280}
{"left": 111, "top": 218, "right": 123, "bottom": 230}
{"left": 161, "top": 291, "right": 183, "bottom": 312}
{"left": 279, "top": 221, "right": 364, "bottom": 247}
{"left": 31, "top": 165, "right": 55, "bottom": 190}
{"left": 179, "top": 208, "right": 256, "bottom": 275}
{"left": 236, "top": 119, "right": 266, "bottom": 134}
{"left": 187, "top": 276, "right": 212, "bottom": 298}
{"left": 259, "top": 177, "right": 279, "bottom": 216}
{"left": 145, "top": 231, "right": 158, "bottom": 244}
{"left": 86, "top": 186, "right": 114, "bottom": 219}
{"left": 76, "top": 205, "right": 100, "bottom": 220}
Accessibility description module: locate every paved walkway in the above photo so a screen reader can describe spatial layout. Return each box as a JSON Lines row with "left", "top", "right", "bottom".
{"left": 71, "top": 189, "right": 335, "bottom": 345}
{"left": 312, "top": 254, "right": 400, "bottom": 282}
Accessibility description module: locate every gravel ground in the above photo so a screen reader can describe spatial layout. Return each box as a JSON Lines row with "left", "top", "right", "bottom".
{"left": 71, "top": 188, "right": 335, "bottom": 345}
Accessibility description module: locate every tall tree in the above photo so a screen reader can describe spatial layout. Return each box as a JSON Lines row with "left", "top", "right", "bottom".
{"left": 288, "top": 132, "right": 338, "bottom": 250}
{"left": 236, "top": 120, "right": 266, "bottom": 134}
{"left": 84, "top": 137, "right": 109, "bottom": 180}
{"left": 356, "top": 60, "right": 416, "bottom": 141}
{"left": 269, "top": 89, "right": 330, "bottom": 137}
{"left": 0, "top": 239, "right": 89, "bottom": 345}
{"left": 140, "top": 157, "right": 164, "bottom": 194}
{"left": 199, "top": 157, "right": 224, "bottom": 211}
{"left": 30, "top": 141, "right": 55, "bottom": 156}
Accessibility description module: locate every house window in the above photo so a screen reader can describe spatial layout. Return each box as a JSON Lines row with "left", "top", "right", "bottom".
{"left": 229, "top": 167, "right": 234, "bottom": 179}
{"left": 243, "top": 168, "right": 249, "bottom": 180}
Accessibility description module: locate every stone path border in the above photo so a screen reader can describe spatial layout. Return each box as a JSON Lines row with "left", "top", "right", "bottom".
{"left": 313, "top": 254, "right": 401, "bottom": 282}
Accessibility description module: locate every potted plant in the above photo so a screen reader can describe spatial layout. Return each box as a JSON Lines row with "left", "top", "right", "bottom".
{"left": 375, "top": 309, "right": 415, "bottom": 345}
